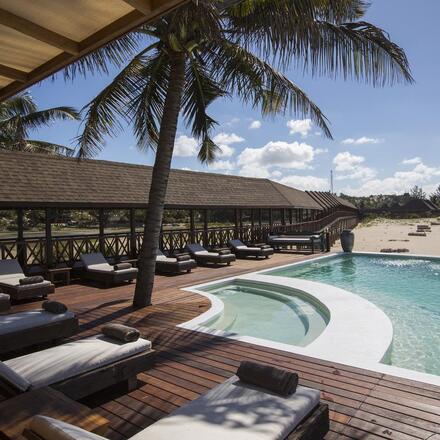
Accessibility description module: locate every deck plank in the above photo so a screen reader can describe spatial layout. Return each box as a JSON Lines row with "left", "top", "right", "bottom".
{"left": 5, "top": 252, "right": 440, "bottom": 440}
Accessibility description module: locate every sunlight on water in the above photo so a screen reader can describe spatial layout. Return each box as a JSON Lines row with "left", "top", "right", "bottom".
{"left": 201, "top": 282, "right": 328, "bottom": 347}
{"left": 266, "top": 255, "right": 440, "bottom": 376}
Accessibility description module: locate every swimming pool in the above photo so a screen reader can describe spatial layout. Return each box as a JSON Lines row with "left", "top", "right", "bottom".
{"left": 200, "top": 280, "right": 329, "bottom": 346}
{"left": 265, "top": 253, "right": 440, "bottom": 376}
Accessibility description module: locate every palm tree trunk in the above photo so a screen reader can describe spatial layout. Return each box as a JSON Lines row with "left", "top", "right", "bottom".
{"left": 133, "top": 52, "right": 186, "bottom": 308}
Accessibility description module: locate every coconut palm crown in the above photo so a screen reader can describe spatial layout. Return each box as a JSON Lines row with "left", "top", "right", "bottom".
{"left": 74, "top": 0, "right": 413, "bottom": 307}
{"left": 0, "top": 93, "right": 80, "bottom": 156}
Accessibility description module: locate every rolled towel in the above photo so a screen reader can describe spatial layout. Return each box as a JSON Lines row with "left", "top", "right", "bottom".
{"left": 176, "top": 254, "right": 191, "bottom": 262}
{"left": 237, "top": 361, "right": 298, "bottom": 396}
{"left": 114, "top": 262, "right": 133, "bottom": 270}
{"left": 218, "top": 249, "right": 231, "bottom": 255}
{"left": 43, "top": 300, "right": 68, "bottom": 314}
{"left": 102, "top": 323, "right": 140, "bottom": 342}
{"left": 19, "top": 275, "right": 44, "bottom": 285}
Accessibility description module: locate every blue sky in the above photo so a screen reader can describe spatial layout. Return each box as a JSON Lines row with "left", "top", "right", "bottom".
{"left": 28, "top": 0, "right": 440, "bottom": 197}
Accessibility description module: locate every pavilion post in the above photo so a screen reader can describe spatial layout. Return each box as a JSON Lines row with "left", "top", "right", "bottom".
{"left": 281, "top": 208, "right": 286, "bottom": 226}
{"left": 269, "top": 209, "right": 273, "bottom": 232}
{"left": 16, "top": 208, "right": 26, "bottom": 269}
{"left": 189, "top": 209, "right": 195, "bottom": 243}
{"left": 289, "top": 208, "right": 293, "bottom": 225}
{"left": 129, "top": 208, "right": 137, "bottom": 258}
{"left": 98, "top": 208, "right": 105, "bottom": 255}
{"left": 203, "top": 209, "right": 208, "bottom": 247}
{"left": 234, "top": 208, "right": 239, "bottom": 239}
{"left": 45, "top": 208, "right": 54, "bottom": 268}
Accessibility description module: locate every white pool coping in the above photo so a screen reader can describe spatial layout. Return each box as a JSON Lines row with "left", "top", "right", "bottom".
{"left": 179, "top": 251, "right": 440, "bottom": 387}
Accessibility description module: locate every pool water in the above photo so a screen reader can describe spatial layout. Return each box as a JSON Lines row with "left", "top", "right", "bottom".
{"left": 265, "top": 254, "right": 440, "bottom": 375}
{"left": 201, "top": 281, "right": 328, "bottom": 347}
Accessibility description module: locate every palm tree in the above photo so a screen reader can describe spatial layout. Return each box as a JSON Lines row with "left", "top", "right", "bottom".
{"left": 0, "top": 93, "right": 79, "bottom": 156}
{"left": 74, "top": 0, "right": 413, "bottom": 307}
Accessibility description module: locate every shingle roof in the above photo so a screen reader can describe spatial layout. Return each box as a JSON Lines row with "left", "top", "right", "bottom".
{"left": 306, "top": 191, "right": 358, "bottom": 211}
{"left": 0, "top": 150, "right": 322, "bottom": 210}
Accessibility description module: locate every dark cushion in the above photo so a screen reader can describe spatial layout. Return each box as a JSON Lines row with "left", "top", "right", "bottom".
{"left": 114, "top": 262, "right": 133, "bottom": 270}
{"left": 237, "top": 361, "right": 298, "bottom": 396}
{"left": 218, "top": 249, "right": 231, "bottom": 255}
{"left": 19, "top": 276, "right": 44, "bottom": 285}
{"left": 102, "top": 323, "right": 140, "bottom": 342}
{"left": 43, "top": 300, "right": 68, "bottom": 314}
{"left": 176, "top": 254, "right": 191, "bottom": 262}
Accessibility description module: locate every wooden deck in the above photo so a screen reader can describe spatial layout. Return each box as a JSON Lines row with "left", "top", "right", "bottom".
{"left": 8, "top": 253, "right": 440, "bottom": 440}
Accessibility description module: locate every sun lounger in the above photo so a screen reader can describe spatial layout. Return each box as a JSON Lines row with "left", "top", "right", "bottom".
{"left": 0, "top": 307, "right": 78, "bottom": 354}
{"left": 156, "top": 250, "right": 197, "bottom": 274}
{"left": 0, "top": 327, "right": 155, "bottom": 400}
{"left": 229, "top": 239, "right": 274, "bottom": 259}
{"left": 81, "top": 253, "right": 138, "bottom": 287}
{"left": 0, "top": 293, "right": 10, "bottom": 312}
{"left": 267, "top": 233, "right": 324, "bottom": 254}
{"left": 23, "top": 373, "right": 329, "bottom": 440}
{"left": 186, "top": 243, "right": 236, "bottom": 266}
{"left": 0, "top": 260, "right": 55, "bottom": 301}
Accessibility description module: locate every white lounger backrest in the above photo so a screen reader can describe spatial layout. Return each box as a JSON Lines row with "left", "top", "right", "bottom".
{"left": 0, "top": 259, "right": 24, "bottom": 282}
{"left": 80, "top": 253, "right": 113, "bottom": 271}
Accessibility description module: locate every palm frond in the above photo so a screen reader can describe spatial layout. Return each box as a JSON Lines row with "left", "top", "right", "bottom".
{"left": 76, "top": 47, "right": 154, "bottom": 158}
{"left": 129, "top": 50, "right": 170, "bottom": 151}
{"left": 225, "top": 0, "right": 413, "bottom": 85}
{"left": 213, "top": 41, "right": 332, "bottom": 138}
{"left": 182, "top": 55, "right": 225, "bottom": 163}
{"left": 62, "top": 34, "right": 142, "bottom": 80}
{"left": 22, "top": 140, "right": 76, "bottom": 156}
{"left": 0, "top": 93, "right": 37, "bottom": 119}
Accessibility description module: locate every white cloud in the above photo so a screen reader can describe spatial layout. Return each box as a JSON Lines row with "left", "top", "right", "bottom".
{"left": 342, "top": 136, "right": 383, "bottom": 145}
{"left": 238, "top": 141, "right": 316, "bottom": 173}
{"left": 315, "top": 148, "right": 328, "bottom": 155}
{"left": 278, "top": 175, "right": 329, "bottom": 191}
{"left": 333, "top": 152, "right": 365, "bottom": 171}
{"left": 213, "top": 132, "right": 244, "bottom": 157}
{"left": 224, "top": 117, "right": 240, "bottom": 127}
{"left": 174, "top": 135, "right": 198, "bottom": 157}
{"left": 402, "top": 157, "right": 422, "bottom": 165}
{"left": 239, "top": 164, "right": 271, "bottom": 178}
{"left": 248, "top": 120, "right": 262, "bottom": 130}
{"left": 287, "top": 119, "right": 312, "bottom": 137}
{"left": 208, "top": 160, "right": 235, "bottom": 171}
{"left": 333, "top": 151, "right": 376, "bottom": 181}
{"left": 340, "top": 160, "right": 440, "bottom": 196}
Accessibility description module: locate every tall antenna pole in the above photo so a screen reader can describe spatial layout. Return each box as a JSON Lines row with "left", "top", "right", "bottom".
{"left": 330, "top": 169, "right": 334, "bottom": 194}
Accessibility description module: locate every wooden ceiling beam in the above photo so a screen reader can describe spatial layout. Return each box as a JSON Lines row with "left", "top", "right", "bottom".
{"left": 0, "top": 64, "right": 27, "bottom": 82}
{"left": 122, "top": 0, "right": 153, "bottom": 15}
{"left": 0, "top": 9, "right": 80, "bottom": 55}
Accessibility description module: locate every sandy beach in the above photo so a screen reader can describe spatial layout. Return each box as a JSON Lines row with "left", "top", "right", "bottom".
{"left": 332, "top": 217, "right": 440, "bottom": 256}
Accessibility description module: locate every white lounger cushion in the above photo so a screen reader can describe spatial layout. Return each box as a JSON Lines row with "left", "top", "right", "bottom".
{"left": 131, "top": 376, "right": 320, "bottom": 440}
{"left": 156, "top": 255, "right": 178, "bottom": 263}
{"left": 194, "top": 250, "right": 220, "bottom": 257}
{"left": 0, "top": 361, "right": 31, "bottom": 392}
{"left": 81, "top": 253, "right": 114, "bottom": 272}
{"left": 0, "top": 310, "right": 75, "bottom": 336}
{"left": 5, "top": 335, "right": 151, "bottom": 388}
{"left": 0, "top": 277, "right": 52, "bottom": 289}
{"left": 236, "top": 245, "right": 263, "bottom": 251}
{"left": 30, "top": 415, "right": 106, "bottom": 440}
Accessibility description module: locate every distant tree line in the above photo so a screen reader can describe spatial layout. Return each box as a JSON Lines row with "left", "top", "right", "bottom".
{"left": 340, "top": 185, "right": 440, "bottom": 210}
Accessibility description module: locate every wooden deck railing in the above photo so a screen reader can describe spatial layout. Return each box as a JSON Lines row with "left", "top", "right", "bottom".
{"left": 0, "top": 210, "right": 358, "bottom": 268}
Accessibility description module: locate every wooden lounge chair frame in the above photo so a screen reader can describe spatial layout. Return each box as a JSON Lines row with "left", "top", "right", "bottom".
{"left": 80, "top": 253, "right": 138, "bottom": 288}
{"left": 267, "top": 232, "right": 325, "bottom": 254}
{"left": 186, "top": 244, "right": 236, "bottom": 266}
{"left": 0, "top": 313, "right": 79, "bottom": 355}
{"left": 22, "top": 395, "right": 328, "bottom": 440}
{"left": 229, "top": 239, "right": 274, "bottom": 259}
{"left": 0, "top": 350, "right": 156, "bottom": 401}
{"left": 155, "top": 251, "right": 197, "bottom": 274}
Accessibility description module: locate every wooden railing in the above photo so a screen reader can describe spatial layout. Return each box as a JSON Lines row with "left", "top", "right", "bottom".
{"left": 0, "top": 210, "right": 358, "bottom": 268}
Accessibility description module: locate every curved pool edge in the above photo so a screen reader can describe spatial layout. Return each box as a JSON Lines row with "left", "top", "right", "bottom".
{"left": 178, "top": 252, "right": 440, "bottom": 387}
{"left": 179, "top": 270, "right": 393, "bottom": 367}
